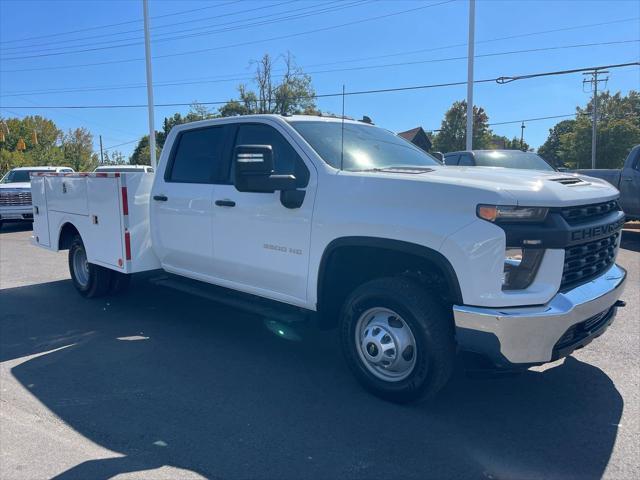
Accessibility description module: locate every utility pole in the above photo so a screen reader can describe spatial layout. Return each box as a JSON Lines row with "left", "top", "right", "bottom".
{"left": 465, "top": 0, "right": 475, "bottom": 151}
{"left": 99, "top": 135, "right": 104, "bottom": 164}
{"left": 582, "top": 69, "right": 608, "bottom": 169}
{"left": 142, "top": 0, "right": 157, "bottom": 169}
{"left": 520, "top": 121, "right": 525, "bottom": 151}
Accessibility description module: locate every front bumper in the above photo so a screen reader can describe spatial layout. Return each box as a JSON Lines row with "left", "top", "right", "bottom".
{"left": 0, "top": 206, "right": 34, "bottom": 220}
{"left": 453, "top": 263, "right": 627, "bottom": 367}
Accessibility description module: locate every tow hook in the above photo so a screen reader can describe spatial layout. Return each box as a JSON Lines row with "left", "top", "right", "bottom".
{"left": 614, "top": 300, "right": 626, "bottom": 308}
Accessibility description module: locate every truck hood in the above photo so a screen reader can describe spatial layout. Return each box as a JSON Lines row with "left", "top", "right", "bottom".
{"left": 382, "top": 166, "right": 620, "bottom": 207}
{"left": 0, "top": 182, "right": 31, "bottom": 190}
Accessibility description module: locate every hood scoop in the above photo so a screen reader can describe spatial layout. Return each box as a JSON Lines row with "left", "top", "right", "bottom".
{"left": 548, "top": 177, "right": 588, "bottom": 186}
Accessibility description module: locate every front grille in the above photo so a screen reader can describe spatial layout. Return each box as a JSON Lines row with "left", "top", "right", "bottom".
{"left": 559, "top": 200, "right": 620, "bottom": 225}
{"left": 554, "top": 307, "right": 614, "bottom": 352}
{"left": 0, "top": 191, "right": 32, "bottom": 206}
{"left": 561, "top": 232, "right": 619, "bottom": 290}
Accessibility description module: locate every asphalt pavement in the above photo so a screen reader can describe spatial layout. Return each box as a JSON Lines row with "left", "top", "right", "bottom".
{"left": 1, "top": 222, "right": 638, "bottom": 480}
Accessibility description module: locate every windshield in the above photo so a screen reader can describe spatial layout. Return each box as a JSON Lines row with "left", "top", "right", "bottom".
{"left": 1, "top": 170, "right": 39, "bottom": 183}
{"left": 473, "top": 151, "right": 555, "bottom": 171}
{"left": 290, "top": 121, "right": 440, "bottom": 171}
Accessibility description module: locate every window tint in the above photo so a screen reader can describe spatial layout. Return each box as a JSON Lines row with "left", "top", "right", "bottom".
{"left": 444, "top": 154, "right": 459, "bottom": 166}
{"left": 458, "top": 154, "right": 474, "bottom": 166}
{"left": 167, "top": 126, "right": 228, "bottom": 183}
{"left": 235, "top": 123, "right": 309, "bottom": 186}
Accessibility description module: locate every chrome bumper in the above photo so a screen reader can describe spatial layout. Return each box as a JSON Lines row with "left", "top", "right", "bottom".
{"left": 0, "top": 205, "right": 33, "bottom": 220}
{"left": 453, "top": 264, "right": 627, "bottom": 366}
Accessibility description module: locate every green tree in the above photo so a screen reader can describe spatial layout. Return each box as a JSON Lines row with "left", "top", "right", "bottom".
{"left": 488, "top": 134, "right": 530, "bottom": 151}
{"left": 218, "top": 52, "right": 318, "bottom": 116}
{"left": 537, "top": 90, "right": 640, "bottom": 169}
{"left": 129, "top": 135, "right": 158, "bottom": 166}
{"left": 432, "top": 100, "right": 493, "bottom": 152}
{"left": 62, "top": 128, "right": 98, "bottom": 171}
{"left": 537, "top": 119, "right": 576, "bottom": 168}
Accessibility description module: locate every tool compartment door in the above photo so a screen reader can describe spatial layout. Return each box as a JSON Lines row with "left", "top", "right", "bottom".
{"left": 45, "top": 175, "right": 89, "bottom": 215}
{"left": 30, "top": 176, "right": 51, "bottom": 247}
{"left": 83, "top": 176, "right": 125, "bottom": 269}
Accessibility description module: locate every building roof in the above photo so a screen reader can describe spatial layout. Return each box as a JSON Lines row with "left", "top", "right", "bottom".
{"left": 398, "top": 127, "right": 425, "bottom": 141}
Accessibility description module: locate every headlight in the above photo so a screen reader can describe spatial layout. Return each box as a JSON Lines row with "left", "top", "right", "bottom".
{"left": 502, "top": 247, "right": 545, "bottom": 290}
{"left": 477, "top": 205, "right": 548, "bottom": 223}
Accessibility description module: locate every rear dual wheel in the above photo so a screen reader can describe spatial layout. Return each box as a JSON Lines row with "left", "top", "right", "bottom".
{"left": 68, "top": 235, "right": 130, "bottom": 298}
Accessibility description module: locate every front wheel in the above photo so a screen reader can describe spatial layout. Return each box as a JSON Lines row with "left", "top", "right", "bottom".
{"left": 68, "top": 235, "right": 112, "bottom": 298}
{"left": 340, "top": 277, "right": 455, "bottom": 403}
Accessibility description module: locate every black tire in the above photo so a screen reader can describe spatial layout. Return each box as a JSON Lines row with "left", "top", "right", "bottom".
{"left": 340, "top": 277, "right": 455, "bottom": 403}
{"left": 108, "top": 271, "right": 131, "bottom": 295}
{"left": 68, "top": 235, "right": 112, "bottom": 298}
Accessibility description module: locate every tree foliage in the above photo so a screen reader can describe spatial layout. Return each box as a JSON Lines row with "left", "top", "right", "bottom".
{"left": 432, "top": 101, "right": 493, "bottom": 152}
{"left": 0, "top": 116, "right": 99, "bottom": 175}
{"left": 129, "top": 52, "right": 318, "bottom": 164}
{"left": 61, "top": 128, "right": 99, "bottom": 172}
{"left": 537, "top": 90, "right": 640, "bottom": 169}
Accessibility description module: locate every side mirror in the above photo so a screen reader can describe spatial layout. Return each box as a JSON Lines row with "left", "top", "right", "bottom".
{"left": 234, "top": 144, "right": 297, "bottom": 193}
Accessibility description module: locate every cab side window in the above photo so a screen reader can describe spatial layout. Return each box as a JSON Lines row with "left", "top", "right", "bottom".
{"left": 234, "top": 123, "right": 310, "bottom": 187}
{"left": 166, "top": 126, "right": 229, "bottom": 184}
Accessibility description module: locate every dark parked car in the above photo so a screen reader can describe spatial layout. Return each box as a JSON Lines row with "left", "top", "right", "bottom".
{"left": 443, "top": 150, "right": 555, "bottom": 171}
{"left": 576, "top": 145, "right": 640, "bottom": 221}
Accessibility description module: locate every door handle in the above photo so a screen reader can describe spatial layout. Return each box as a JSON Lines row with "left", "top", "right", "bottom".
{"left": 622, "top": 178, "right": 632, "bottom": 182}
{"left": 215, "top": 199, "right": 236, "bottom": 207}
{"left": 153, "top": 194, "right": 168, "bottom": 201}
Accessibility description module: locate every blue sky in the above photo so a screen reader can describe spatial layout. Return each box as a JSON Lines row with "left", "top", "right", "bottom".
{"left": 1, "top": 0, "right": 639, "bottom": 159}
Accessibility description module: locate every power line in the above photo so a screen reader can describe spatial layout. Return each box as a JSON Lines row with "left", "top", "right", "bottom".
{"left": 495, "top": 61, "right": 639, "bottom": 84}
{"left": 0, "top": 0, "right": 294, "bottom": 52}
{"left": 2, "top": 14, "right": 636, "bottom": 75}
{"left": 102, "top": 139, "right": 140, "bottom": 151}
{"left": 4, "top": 61, "right": 638, "bottom": 110}
{"left": 1, "top": 39, "right": 636, "bottom": 98}
{"left": 1, "top": 0, "right": 365, "bottom": 59}
{"left": 0, "top": 0, "right": 455, "bottom": 72}
{"left": 0, "top": 0, "right": 243, "bottom": 46}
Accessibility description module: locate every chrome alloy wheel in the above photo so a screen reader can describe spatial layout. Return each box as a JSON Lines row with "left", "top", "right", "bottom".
{"left": 355, "top": 307, "right": 417, "bottom": 382}
{"left": 72, "top": 245, "right": 90, "bottom": 288}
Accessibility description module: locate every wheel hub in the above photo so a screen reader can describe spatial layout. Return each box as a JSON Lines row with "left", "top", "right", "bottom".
{"left": 355, "top": 308, "right": 417, "bottom": 382}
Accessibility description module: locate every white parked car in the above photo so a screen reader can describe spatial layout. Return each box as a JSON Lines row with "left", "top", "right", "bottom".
{"left": 0, "top": 166, "right": 74, "bottom": 229}
{"left": 94, "top": 164, "right": 154, "bottom": 173}
{"left": 30, "top": 115, "right": 627, "bottom": 402}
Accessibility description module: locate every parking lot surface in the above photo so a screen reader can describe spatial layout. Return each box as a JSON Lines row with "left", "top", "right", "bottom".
{"left": 1, "top": 223, "right": 639, "bottom": 480}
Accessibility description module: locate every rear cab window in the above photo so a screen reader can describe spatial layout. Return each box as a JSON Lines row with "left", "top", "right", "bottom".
{"left": 165, "top": 125, "right": 231, "bottom": 184}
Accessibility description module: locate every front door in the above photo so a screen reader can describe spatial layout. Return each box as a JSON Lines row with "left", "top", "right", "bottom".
{"left": 150, "top": 124, "right": 231, "bottom": 277}
{"left": 211, "top": 122, "right": 316, "bottom": 305}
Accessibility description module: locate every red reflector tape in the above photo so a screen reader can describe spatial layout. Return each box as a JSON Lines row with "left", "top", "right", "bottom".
{"left": 121, "top": 186, "right": 129, "bottom": 216}
{"left": 124, "top": 231, "right": 131, "bottom": 260}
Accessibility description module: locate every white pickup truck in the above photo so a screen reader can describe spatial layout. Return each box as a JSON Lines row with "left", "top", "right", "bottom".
{"left": 31, "top": 115, "right": 628, "bottom": 402}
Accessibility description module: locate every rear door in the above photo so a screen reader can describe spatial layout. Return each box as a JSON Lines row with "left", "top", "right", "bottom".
{"left": 150, "top": 124, "right": 231, "bottom": 277}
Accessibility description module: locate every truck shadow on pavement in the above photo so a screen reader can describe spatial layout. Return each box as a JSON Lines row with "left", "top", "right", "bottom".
{"left": 1, "top": 275, "right": 623, "bottom": 480}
